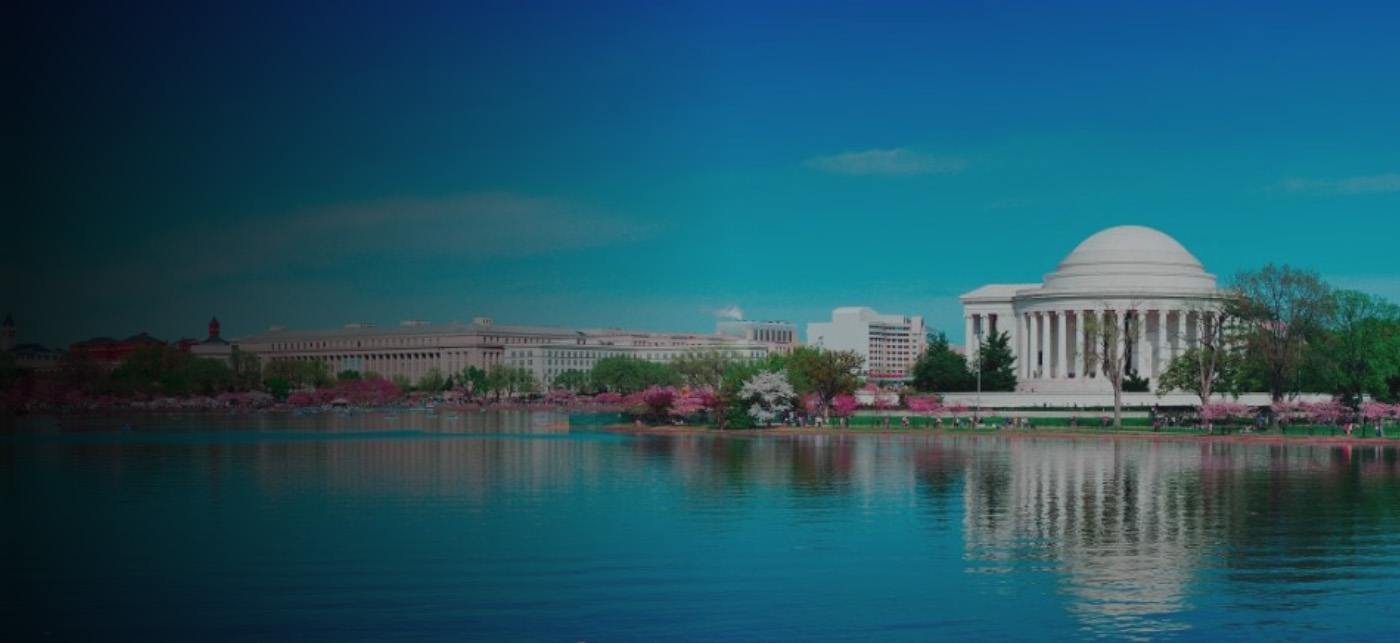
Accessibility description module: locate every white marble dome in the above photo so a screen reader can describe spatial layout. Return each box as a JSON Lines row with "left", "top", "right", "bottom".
{"left": 1042, "top": 225, "right": 1216, "bottom": 293}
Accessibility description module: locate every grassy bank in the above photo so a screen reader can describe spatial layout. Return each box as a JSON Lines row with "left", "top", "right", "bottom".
{"left": 614, "top": 420, "right": 1399, "bottom": 442}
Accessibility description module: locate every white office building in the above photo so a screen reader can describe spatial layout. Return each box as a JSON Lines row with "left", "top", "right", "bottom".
{"left": 806, "top": 307, "right": 926, "bottom": 382}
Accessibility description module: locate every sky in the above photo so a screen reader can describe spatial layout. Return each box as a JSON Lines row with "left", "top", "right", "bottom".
{"left": 8, "top": 0, "right": 1400, "bottom": 348}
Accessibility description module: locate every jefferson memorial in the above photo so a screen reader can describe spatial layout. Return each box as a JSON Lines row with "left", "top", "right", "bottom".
{"left": 960, "top": 225, "right": 1223, "bottom": 393}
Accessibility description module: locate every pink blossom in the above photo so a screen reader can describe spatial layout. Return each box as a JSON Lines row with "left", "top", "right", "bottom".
{"left": 593, "top": 391, "right": 624, "bottom": 405}
{"left": 639, "top": 385, "right": 676, "bottom": 418}
{"left": 1361, "top": 401, "right": 1397, "bottom": 422}
{"left": 831, "top": 394, "right": 859, "bottom": 418}
{"left": 906, "top": 394, "right": 943, "bottom": 415}
{"left": 670, "top": 387, "right": 714, "bottom": 418}
{"left": 1270, "top": 400, "right": 1306, "bottom": 422}
{"left": 287, "top": 392, "right": 317, "bottom": 407}
{"left": 1200, "top": 402, "right": 1253, "bottom": 422}
{"left": 544, "top": 388, "right": 576, "bottom": 405}
{"left": 1301, "top": 400, "right": 1348, "bottom": 425}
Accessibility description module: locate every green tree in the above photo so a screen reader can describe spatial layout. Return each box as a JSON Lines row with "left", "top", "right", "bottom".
{"left": 417, "top": 368, "right": 445, "bottom": 392}
{"left": 912, "top": 332, "right": 975, "bottom": 392}
{"left": 552, "top": 369, "right": 591, "bottom": 392}
{"left": 671, "top": 349, "right": 740, "bottom": 389}
{"left": 1310, "top": 290, "right": 1400, "bottom": 407}
{"left": 262, "top": 359, "right": 331, "bottom": 390}
{"left": 974, "top": 330, "right": 1018, "bottom": 392}
{"left": 1229, "top": 265, "right": 1335, "bottom": 420}
{"left": 1377, "top": 332, "right": 1400, "bottom": 402}
{"left": 485, "top": 365, "right": 537, "bottom": 399}
{"left": 111, "top": 345, "right": 196, "bottom": 395}
{"left": 187, "top": 358, "right": 233, "bottom": 395}
{"left": 590, "top": 356, "right": 679, "bottom": 393}
{"left": 713, "top": 358, "right": 780, "bottom": 429}
{"left": 337, "top": 369, "right": 362, "bottom": 382}
{"left": 264, "top": 377, "right": 292, "bottom": 400}
{"left": 1157, "top": 347, "right": 1247, "bottom": 404}
{"left": 782, "top": 347, "right": 862, "bottom": 417}
{"left": 461, "top": 365, "right": 489, "bottom": 397}
{"left": 228, "top": 348, "right": 262, "bottom": 391}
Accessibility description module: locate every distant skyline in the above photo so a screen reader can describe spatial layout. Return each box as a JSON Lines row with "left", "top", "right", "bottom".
{"left": 10, "top": 1, "right": 1400, "bottom": 348}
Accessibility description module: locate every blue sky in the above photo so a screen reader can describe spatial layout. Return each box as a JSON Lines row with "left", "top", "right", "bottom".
{"left": 9, "top": 0, "right": 1400, "bottom": 347}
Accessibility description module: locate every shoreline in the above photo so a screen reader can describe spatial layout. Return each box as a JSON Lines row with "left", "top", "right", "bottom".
{"left": 606, "top": 423, "right": 1398, "bottom": 446}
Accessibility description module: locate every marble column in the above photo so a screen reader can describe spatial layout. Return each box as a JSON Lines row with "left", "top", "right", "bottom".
{"left": 1030, "top": 313, "right": 1041, "bottom": 381}
{"left": 1075, "top": 310, "right": 1086, "bottom": 378}
{"left": 1188, "top": 311, "right": 1200, "bottom": 350}
{"left": 1024, "top": 313, "right": 1036, "bottom": 381}
{"left": 965, "top": 315, "right": 975, "bottom": 363}
{"left": 1056, "top": 311, "right": 1069, "bottom": 379}
{"left": 1154, "top": 310, "right": 1169, "bottom": 377}
{"left": 1135, "top": 311, "right": 1149, "bottom": 377}
{"left": 1114, "top": 308, "right": 1128, "bottom": 378}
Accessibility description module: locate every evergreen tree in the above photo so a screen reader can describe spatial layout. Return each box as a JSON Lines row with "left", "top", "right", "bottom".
{"left": 912, "top": 332, "right": 975, "bottom": 392}
{"left": 975, "top": 330, "right": 1018, "bottom": 391}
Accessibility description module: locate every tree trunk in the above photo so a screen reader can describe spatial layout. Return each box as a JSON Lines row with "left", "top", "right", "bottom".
{"left": 1269, "top": 390, "right": 1283, "bottom": 431}
{"left": 1113, "top": 385, "right": 1122, "bottom": 428}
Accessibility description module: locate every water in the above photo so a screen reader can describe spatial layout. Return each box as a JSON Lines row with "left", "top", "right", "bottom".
{"left": 5, "top": 411, "right": 1399, "bottom": 640}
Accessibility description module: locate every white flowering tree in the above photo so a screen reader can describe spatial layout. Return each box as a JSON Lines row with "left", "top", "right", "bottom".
{"left": 739, "top": 370, "right": 797, "bottom": 426}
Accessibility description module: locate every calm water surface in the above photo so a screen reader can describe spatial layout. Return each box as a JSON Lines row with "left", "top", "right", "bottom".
{"left": 5, "top": 411, "right": 1400, "bottom": 640}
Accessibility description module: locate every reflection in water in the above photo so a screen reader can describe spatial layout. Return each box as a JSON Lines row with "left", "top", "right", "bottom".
{"left": 961, "top": 439, "right": 1205, "bottom": 636}
{"left": 5, "top": 413, "right": 1399, "bottom": 640}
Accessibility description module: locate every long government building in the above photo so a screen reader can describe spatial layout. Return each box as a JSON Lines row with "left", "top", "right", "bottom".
{"left": 194, "top": 317, "right": 796, "bottom": 386}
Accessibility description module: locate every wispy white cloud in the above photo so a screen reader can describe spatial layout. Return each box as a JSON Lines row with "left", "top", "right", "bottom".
{"left": 804, "top": 148, "right": 966, "bottom": 177}
{"left": 1276, "top": 173, "right": 1400, "bottom": 195}
{"left": 177, "top": 192, "right": 656, "bottom": 278}
{"left": 20, "top": 192, "right": 657, "bottom": 300}
{"left": 705, "top": 304, "right": 745, "bottom": 320}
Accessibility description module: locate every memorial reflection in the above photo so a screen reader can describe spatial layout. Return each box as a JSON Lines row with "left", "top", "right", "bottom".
{"left": 956, "top": 438, "right": 1399, "bottom": 636}
{"left": 19, "top": 412, "right": 1400, "bottom": 638}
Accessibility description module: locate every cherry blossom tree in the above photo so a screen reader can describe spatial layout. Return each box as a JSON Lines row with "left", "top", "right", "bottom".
{"left": 669, "top": 387, "right": 714, "bottom": 420}
{"left": 1361, "top": 401, "right": 1393, "bottom": 425}
{"left": 1199, "top": 402, "right": 1254, "bottom": 428}
{"left": 830, "top": 393, "right": 859, "bottom": 419}
{"left": 739, "top": 371, "right": 796, "bottom": 426}
{"left": 1302, "top": 399, "right": 1348, "bottom": 427}
{"left": 593, "top": 391, "right": 624, "bottom": 405}
{"left": 624, "top": 385, "right": 677, "bottom": 421}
